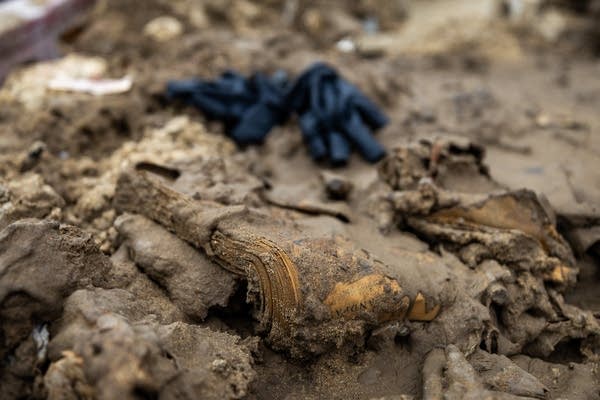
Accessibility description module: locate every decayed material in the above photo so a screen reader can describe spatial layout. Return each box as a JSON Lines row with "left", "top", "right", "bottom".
{"left": 373, "top": 138, "right": 600, "bottom": 359}
{"left": 114, "top": 168, "right": 442, "bottom": 356}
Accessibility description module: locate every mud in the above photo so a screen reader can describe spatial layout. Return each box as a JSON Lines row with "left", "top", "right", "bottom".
{"left": 1, "top": 0, "right": 600, "bottom": 399}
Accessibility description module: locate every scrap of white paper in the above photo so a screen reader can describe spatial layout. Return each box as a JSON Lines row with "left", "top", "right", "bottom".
{"left": 48, "top": 75, "right": 133, "bottom": 95}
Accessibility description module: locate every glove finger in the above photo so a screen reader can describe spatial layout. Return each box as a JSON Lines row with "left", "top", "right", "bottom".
{"left": 299, "top": 112, "right": 327, "bottom": 160}
{"left": 285, "top": 71, "right": 311, "bottom": 111}
{"left": 287, "top": 63, "right": 336, "bottom": 113}
{"left": 168, "top": 76, "right": 247, "bottom": 102}
{"left": 328, "top": 131, "right": 351, "bottom": 165}
{"left": 353, "top": 92, "right": 389, "bottom": 129}
{"left": 308, "top": 135, "right": 327, "bottom": 160}
{"left": 168, "top": 77, "right": 253, "bottom": 120}
{"left": 250, "top": 73, "right": 289, "bottom": 124}
{"left": 231, "top": 104, "right": 279, "bottom": 145}
{"left": 189, "top": 92, "right": 234, "bottom": 119}
{"left": 219, "top": 71, "right": 250, "bottom": 94}
{"left": 343, "top": 112, "right": 386, "bottom": 163}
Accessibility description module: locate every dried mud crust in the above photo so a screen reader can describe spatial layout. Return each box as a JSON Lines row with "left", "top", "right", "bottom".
{"left": 1, "top": 0, "right": 600, "bottom": 399}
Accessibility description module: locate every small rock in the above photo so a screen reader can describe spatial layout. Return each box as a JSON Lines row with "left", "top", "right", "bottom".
{"left": 336, "top": 37, "right": 356, "bottom": 53}
{"left": 143, "top": 16, "right": 183, "bottom": 42}
{"left": 321, "top": 171, "right": 354, "bottom": 200}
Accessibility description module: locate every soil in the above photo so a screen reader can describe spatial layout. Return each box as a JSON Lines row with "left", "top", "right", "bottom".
{"left": 1, "top": 0, "right": 600, "bottom": 399}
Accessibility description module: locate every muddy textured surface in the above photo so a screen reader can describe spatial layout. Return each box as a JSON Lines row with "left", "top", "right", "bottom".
{"left": 1, "top": 0, "right": 600, "bottom": 399}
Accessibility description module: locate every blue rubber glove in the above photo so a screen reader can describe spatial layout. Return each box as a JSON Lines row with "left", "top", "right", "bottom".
{"left": 167, "top": 63, "right": 388, "bottom": 164}
{"left": 167, "top": 71, "right": 289, "bottom": 145}
{"left": 287, "top": 63, "right": 388, "bottom": 164}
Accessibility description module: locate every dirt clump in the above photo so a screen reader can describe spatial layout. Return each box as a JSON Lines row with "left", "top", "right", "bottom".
{"left": 115, "top": 213, "right": 238, "bottom": 320}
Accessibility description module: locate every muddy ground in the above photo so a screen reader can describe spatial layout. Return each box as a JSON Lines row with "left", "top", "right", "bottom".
{"left": 1, "top": 0, "right": 600, "bottom": 399}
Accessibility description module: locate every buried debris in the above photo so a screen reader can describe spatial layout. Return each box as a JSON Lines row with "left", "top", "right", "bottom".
{"left": 113, "top": 168, "right": 449, "bottom": 357}
{"left": 370, "top": 137, "right": 600, "bottom": 359}
{"left": 0, "top": 129, "right": 598, "bottom": 397}
{"left": 112, "top": 140, "right": 600, "bottom": 361}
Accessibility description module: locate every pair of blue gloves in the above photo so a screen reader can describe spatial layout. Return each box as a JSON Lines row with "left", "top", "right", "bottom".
{"left": 166, "top": 63, "right": 388, "bottom": 165}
